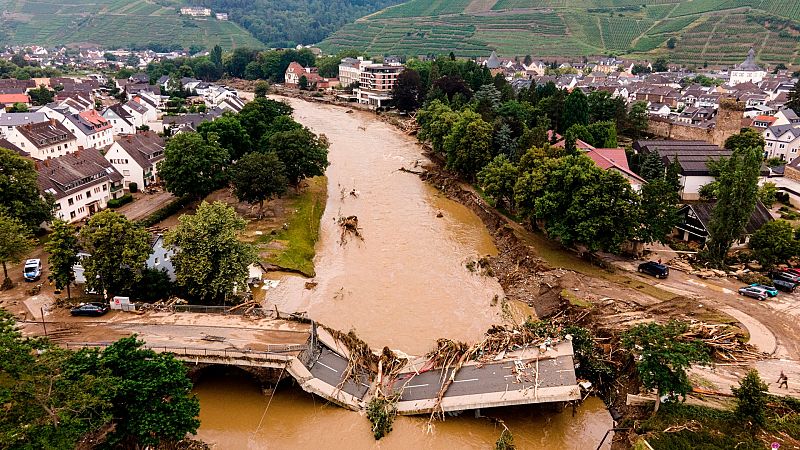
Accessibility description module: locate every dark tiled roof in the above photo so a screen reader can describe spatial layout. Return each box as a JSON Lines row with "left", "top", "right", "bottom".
{"left": 17, "top": 120, "right": 76, "bottom": 149}
{"left": 36, "top": 149, "right": 122, "bottom": 200}
{"left": 0, "top": 138, "right": 27, "bottom": 157}
{"left": 113, "top": 131, "right": 165, "bottom": 169}
{"left": 685, "top": 200, "right": 772, "bottom": 235}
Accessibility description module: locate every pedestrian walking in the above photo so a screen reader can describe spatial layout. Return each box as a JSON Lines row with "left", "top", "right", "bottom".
{"left": 777, "top": 371, "right": 789, "bottom": 389}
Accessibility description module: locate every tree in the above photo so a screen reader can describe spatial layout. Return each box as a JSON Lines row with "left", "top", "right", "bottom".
{"left": 0, "top": 213, "right": 34, "bottom": 287}
{"left": 165, "top": 201, "right": 256, "bottom": 304}
{"left": 667, "top": 37, "right": 677, "bottom": 50}
{"left": 639, "top": 179, "right": 681, "bottom": 244}
{"left": 211, "top": 44, "right": 223, "bottom": 69}
{"left": 416, "top": 100, "right": 457, "bottom": 153}
{"left": 158, "top": 132, "right": 230, "bottom": 199}
{"left": 724, "top": 128, "right": 765, "bottom": 153}
{"left": 443, "top": 109, "right": 493, "bottom": 180}
{"left": 749, "top": 220, "right": 797, "bottom": 268}
{"left": 706, "top": 143, "right": 763, "bottom": 264}
{"left": 9, "top": 102, "right": 28, "bottom": 112}
{"left": 44, "top": 220, "right": 79, "bottom": 299}
{"left": 230, "top": 152, "right": 288, "bottom": 213}
{"left": 626, "top": 101, "right": 649, "bottom": 138}
{"left": 477, "top": 154, "right": 519, "bottom": 210}
{"left": 79, "top": 211, "right": 151, "bottom": 298}
{"left": 732, "top": 369, "right": 769, "bottom": 429}
{"left": 429, "top": 75, "right": 471, "bottom": 102}
{"left": 621, "top": 321, "right": 710, "bottom": 411}
{"left": 639, "top": 152, "right": 665, "bottom": 181}
{"left": 100, "top": 336, "right": 200, "bottom": 447}
{"left": 787, "top": 79, "right": 800, "bottom": 113}
{"left": 254, "top": 80, "right": 270, "bottom": 98}
{"left": 758, "top": 181, "right": 777, "bottom": 208}
{"left": 238, "top": 97, "right": 293, "bottom": 143}
{"left": 196, "top": 113, "right": 252, "bottom": 160}
{"left": 392, "top": 69, "right": 422, "bottom": 112}
{"left": 563, "top": 88, "right": 589, "bottom": 132}
{"left": 28, "top": 85, "right": 53, "bottom": 105}
{"left": 298, "top": 75, "right": 309, "bottom": 90}
{"left": 265, "top": 127, "right": 329, "bottom": 188}
{"left": 652, "top": 57, "right": 669, "bottom": 72}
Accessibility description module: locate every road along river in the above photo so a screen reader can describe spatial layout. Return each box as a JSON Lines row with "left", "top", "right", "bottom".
{"left": 195, "top": 96, "right": 613, "bottom": 448}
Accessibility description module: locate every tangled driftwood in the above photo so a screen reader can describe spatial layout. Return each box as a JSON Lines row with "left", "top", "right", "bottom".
{"left": 337, "top": 215, "right": 363, "bottom": 244}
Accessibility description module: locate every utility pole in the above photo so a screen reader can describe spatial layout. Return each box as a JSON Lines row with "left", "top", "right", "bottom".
{"left": 40, "top": 306, "right": 47, "bottom": 337}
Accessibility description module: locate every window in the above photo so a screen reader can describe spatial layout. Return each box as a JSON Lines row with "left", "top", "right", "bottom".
{"left": 103, "top": 184, "right": 107, "bottom": 191}
{"left": 70, "top": 211, "right": 76, "bottom": 219}
{"left": 86, "top": 190, "right": 91, "bottom": 198}
{"left": 123, "top": 170, "right": 130, "bottom": 176}
{"left": 154, "top": 257, "right": 160, "bottom": 265}
{"left": 780, "top": 144, "right": 785, "bottom": 149}
{"left": 68, "top": 198, "right": 74, "bottom": 206}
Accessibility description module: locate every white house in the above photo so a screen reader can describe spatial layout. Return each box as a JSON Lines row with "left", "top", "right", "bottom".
{"left": 146, "top": 235, "right": 176, "bottom": 281}
{"left": 772, "top": 108, "right": 800, "bottom": 126}
{"left": 36, "top": 149, "right": 125, "bottom": 223}
{"left": 59, "top": 110, "right": 113, "bottom": 149}
{"left": 102, "top": 104, "right": 137, "bottom": 135}
{"left": 104, "top": 131, "right": 165, "bottom": 189}
{"left": 0, "top": 112, "right": 48, "bottom": 137}
{"left": 122, "top": 99, "right": 152, "bottom": 127}
{"left": 729, "top": 48, "right": 767, "bottom": 86}
{"left": 5, "top": 119, "right": 79, "bottom": 160}
{"left": 764, "top": 124, "right": 800, "bottom": 160}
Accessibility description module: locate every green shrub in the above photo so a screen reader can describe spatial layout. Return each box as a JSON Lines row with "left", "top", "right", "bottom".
{"left": 137, "top": 195, "right": 192, "bottom": 227}
{"left": 129, "top": 182, "right": 139, "bottom": 193}
{"left": 107, "top": 193, "right": 133, "bottom": 208}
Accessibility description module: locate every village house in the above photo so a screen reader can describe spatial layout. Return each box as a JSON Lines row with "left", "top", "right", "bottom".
{"left": 59, "top": 110, "right": 113, "bottom": 150}
{"left": 101, "top": 104, "right": 137, "bottom": 135}
{"left": 674, "top": 201, "right": 772, "bottom": 246}
{"left": 0, "top": 93, "right": 31, "bottom": 110}
{"left": 764, "top": 124, "right": 800, "bottom": 160}
{"left": 0, "top": 112, "right": 48, "bottom": 137}
{"left": 36, "top": 149, "right": 125, "bottom": 223}
{"left": 180, "top": 6, "right": 211, "bottom": 16}
{"left": 104, "top": 131, "right": 165, "bottom": 189}
{"left": 729, "top": 48, "right": 767, "bottom": 86}
{"left": 5, "top": 119, "right": 78, "bottom": 160}
{"left": 284, "top": 62, "right": 339, "bottom": 90}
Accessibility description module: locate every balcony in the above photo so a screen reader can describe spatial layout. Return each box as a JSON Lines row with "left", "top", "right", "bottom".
{"left": 110, "top": 184, "right": 123, "bottom": 193}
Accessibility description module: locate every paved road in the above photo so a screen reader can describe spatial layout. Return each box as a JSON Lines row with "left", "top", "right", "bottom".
{"left": 307, "top": 347, "right": 370, "bottom": 399}
{"left": 117, "top": 191, "right": 175, "bottom": 221}
{"left": 394, "top": 355, "right": 576, "bottom": 401}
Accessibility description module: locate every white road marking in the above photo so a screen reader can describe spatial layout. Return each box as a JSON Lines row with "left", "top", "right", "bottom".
{"left": 453, "top": 378, "right": 479, "bottom": 383}
{"left": 317, "top": 361, "right": 338, "bottom": 373}
{"left": 405, "top": 383, "right": 430, "bottom": 389}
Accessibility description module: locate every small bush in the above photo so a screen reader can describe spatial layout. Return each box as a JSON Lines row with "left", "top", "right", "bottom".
{"left": 138, "top": 195, "right": 192, "bottom": 227}
{"left": 129, "top": 182, "right": 139, "bottom": 193}
{"left": 738, "top": 272, "right": 771, "bottom": 285}
{"left": 107, "top": 193, "right": 133, "bottom": 208}
{"left": 366, "top": 396, "right": 397, "bottom": 440}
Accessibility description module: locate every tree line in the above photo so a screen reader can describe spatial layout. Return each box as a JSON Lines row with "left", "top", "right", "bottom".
{"left": 0, "top": 311, "right": 199, "bottom": 448}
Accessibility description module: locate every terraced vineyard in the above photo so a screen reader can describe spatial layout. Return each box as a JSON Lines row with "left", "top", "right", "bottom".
{"left": 321, "top": 0, "right": 800, "bottom": 66}
{"left": 0, "top": 0, "right": 262, "bottom": 49}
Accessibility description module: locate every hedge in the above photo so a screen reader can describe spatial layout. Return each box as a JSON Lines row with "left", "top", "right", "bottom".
{"left": 107, "top": 193, "right": 133, "bottom": 208}
{"left": 137, "top": 194, "right": 193, "bottom": 227}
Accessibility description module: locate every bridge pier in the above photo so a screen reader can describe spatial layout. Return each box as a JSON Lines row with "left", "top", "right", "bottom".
{"left": 186, "top": 363, "right": 290, "bottom": 389}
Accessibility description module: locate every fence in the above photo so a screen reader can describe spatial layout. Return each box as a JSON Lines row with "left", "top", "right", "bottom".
{"left": 63, "top": 342, "right": 308, "bottom": 359}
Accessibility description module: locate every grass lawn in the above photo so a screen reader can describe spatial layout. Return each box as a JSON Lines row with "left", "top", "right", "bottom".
{"left": 256, "top": 176, "right": 326, "bottom": 277}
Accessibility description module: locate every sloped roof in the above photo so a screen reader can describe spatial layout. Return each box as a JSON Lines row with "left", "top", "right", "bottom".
{"left": 735, "top": 48, "right": 762, "bottom": 71}
{"left": 113, "top": 131, "right": 165, "bottom": 169}
{"left": 486, "top": 51, "right": 501, "bottom": 69}
{"left": 36, "top": 149, "right": 122, "bottom": 199}
{"left": 683, "top": 200, "right": 772, "bottom": 235}
{"left": 16, "top": 119, "right": 76, "bottom": 149}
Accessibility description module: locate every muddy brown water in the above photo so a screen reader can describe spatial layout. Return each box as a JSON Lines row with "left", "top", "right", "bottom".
{"left": 196, "top": 96, "right": 612, "bottom": 448}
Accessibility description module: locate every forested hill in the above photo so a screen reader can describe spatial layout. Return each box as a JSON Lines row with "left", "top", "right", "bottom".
{"left": 189, "top": 0, "right": 405, "bottom": 48}
{"left": 321, "top": 0, "right": 800, "bottom": 67}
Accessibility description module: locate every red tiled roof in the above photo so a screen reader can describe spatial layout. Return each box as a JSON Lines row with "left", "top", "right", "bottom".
{"left": 586, "top": 148, "right": 646, "bottom": 184}
{"left": 753, "top": 115, "right": 777, "bottom": 123}
{"left": 0, "top": 94, "right": 31, "bottom": 104}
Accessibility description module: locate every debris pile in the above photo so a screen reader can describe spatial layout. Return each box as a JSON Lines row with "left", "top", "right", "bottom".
{"left": 685, "top": 322, "right": 765, "bottom": 361}
{"left": 323, "top": 326, "right": 407, "bottom": 388}
{"left": 337, "top": 215, "right": 363, "bottom": 244}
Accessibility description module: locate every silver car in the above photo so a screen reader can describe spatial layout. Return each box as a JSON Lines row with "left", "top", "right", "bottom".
{"left": 738, "top": 286, "right": 768, "bottom": 301}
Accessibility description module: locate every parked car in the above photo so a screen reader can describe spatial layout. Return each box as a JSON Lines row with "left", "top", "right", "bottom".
{"left": 770, "top": 271, "right": 800, "bottom": 283}
{"left": 750, "top": 283, "right": 778, "bottom": 297}
{"left": 70, "top": 302, "right": 110, "bottom": 317}
{"left": 738, "top": 286, "right": 768, "bottom": 301}
{"left": 638, "top": 261, "right": 669, "bottom": 279}
{"left": 782, "top": 268, "right": 800, "bottom": 276}
{"left": 773, "top": 278, "right": 798, "bottom": 292}
{"left": 23, "top": 259, "right": 41, "bottom": 281}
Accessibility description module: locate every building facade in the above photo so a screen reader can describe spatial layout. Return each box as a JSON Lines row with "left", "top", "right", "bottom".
{"left": 355, "top": 64, "right": 404, "bottom": 108}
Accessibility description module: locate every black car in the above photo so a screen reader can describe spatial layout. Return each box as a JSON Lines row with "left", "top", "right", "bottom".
{"left": 772, "top": 278, "right": 798, "bottom": 292}
{"left": 638, "top": 261, "right": 669, "bottom": 279}
{"left": 770, "top": 271, "right": 800, "bottom": 284}
{"left": 70, "top": 302, "right": 110, "bottom": 317}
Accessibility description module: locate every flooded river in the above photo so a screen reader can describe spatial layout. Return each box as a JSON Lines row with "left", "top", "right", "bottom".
{"left": 195, "top": 96, "right": 612, "bottom": 448}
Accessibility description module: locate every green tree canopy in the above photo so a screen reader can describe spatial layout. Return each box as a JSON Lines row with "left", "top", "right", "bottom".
{"left": 230, "top": 151, "right": 288, "bottom": 212}
{"left": 79, "top": 210, "right": 151, "bottom": 298}
{"left": 393, "top": 68, "right": 422, "bottom": 112}
{"left": 724, "top": 128, "right": 765, "bottom": 153}
{"left": 265, "top": 127, "right": 329, "bottom": 188}
{"left": 706, "top": 142, "right": 763, "bottom": 264}
{"left": 238, "top": 97, "right": 293, "bottom": 143}
{"left": 196, "top": 113, "right": 252, "bottom": 160}
{"left": 0, "top": 213, "right": 34, "bottom": 286}
{"left": 477, "top": 154, "right": 519, "bottom": 210}
{"left": 165, "top": 201, "right": 257, "bottom": 305}
{"left": 732, "top": 369, "right": 769, "bottom": 429}
{"left": 158, "top": 132, "right": 230, "bottom": 199}
{"left": 563, "top": 88, "right": 589, "bottom": 132}
{"left": 443, "top": 109, "right": 494, "bottom": 180}
{"left": 621, "top": 321, "right": 710, "bottom": 411}
{"left": 749, "top": 220, "right": 797, "bottom": 268}
{"left": 639, "top": 179, "right": 681, "bottom": 244}
{"left": 0, "top": 147, "right": 53, "bottom": 230}
{"left": 43, "top": 219, "right": 79, "bottom": 299}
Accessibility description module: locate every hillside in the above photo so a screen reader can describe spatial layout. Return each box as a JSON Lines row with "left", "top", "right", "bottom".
{"left": 320, "top": 0, "right": 800, "bottom": 67}
{"left": 188, "top": 0, "right": 405, "bottom": 48}
{"left": 0, "top": 0, "right": 263, "bottom": 50}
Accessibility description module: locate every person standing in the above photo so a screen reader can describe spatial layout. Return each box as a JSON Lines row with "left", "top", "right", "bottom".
{"left": 777, "top": 371, "right": 789, "bottom": 389}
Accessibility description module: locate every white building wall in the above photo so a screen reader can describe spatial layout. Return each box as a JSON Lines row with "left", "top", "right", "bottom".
{"left": 4, "top": 127, "right": 78, "bottom": 159}
{"left": 105, "top": 143, "right": 146, "bottom": 188}
{"left": 53, "top": 181, "right": 112, "bottom": 223}
{"left": 681, "top": 175, "right": 715, "bottom": 201}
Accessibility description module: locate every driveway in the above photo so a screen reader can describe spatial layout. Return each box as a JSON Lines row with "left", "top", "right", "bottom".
{"left": 117, "top": 190, "right": 175, "bottom": 221}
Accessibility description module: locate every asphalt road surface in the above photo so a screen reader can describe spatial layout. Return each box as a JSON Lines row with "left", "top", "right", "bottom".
{"left": 307, "top": 347, "right": 370, "bottom": 399}
{"left": 394, "top": 355, "right": 577, "bottom": 401}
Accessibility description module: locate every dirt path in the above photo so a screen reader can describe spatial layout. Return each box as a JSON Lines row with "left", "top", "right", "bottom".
{"left": 116, "top": 190, "right": 175, "bottom": 221}
{"left": 464, "top": 0, "right": 499, "bottom": 14}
